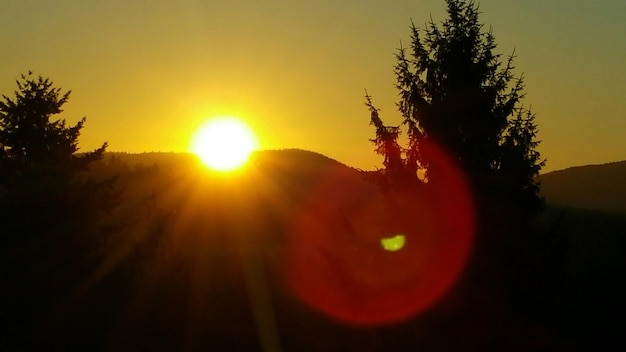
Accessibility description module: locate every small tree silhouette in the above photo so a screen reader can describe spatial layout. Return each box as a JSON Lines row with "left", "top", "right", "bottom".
{"left": 367, "top": 0, "right": 545, "bottom": 214}
{"left": 0, "top": 72, "right": 116, "bottom": 242}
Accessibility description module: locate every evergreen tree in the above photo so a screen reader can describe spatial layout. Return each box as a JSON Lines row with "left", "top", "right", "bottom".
{"left": 368, "top": 0, "right": 545, "bottom": 214}
{"left": 0, "top": 72, "right": 116, "bottom": 242}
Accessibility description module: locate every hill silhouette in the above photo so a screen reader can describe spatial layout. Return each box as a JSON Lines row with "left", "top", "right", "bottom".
{"left": 4, "top": 148, "right": 626, "bottom": 350}
{"left": 2, "top": 148, "right": 375, "bottom": 351}
{"left": 540, "top": 160, "right": 626, "bottom": 215}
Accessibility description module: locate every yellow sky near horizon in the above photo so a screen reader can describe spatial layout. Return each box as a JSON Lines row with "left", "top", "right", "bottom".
{"left": 1, "top": 0, "right": 625, "bottom": 172}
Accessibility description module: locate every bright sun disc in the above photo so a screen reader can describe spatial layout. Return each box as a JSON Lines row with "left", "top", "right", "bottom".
{"left": 190, "top": 116, "right": 258, "bottom": 171}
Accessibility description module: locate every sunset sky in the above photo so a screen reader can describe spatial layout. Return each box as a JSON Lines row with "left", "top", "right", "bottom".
{"left": 2, "top": 0, "right": 624, "bottom": 172}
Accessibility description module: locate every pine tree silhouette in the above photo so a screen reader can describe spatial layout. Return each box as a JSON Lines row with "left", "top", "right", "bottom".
{"left": 368, "top": 0, "right": 545, "bottom": 214}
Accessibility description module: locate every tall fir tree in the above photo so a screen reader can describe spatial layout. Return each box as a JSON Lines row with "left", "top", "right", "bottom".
{"left": 368, "top": 0, "right": 545, "bottom": 214}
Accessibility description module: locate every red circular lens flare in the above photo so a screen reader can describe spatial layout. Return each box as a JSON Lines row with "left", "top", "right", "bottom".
{"left": 284, "top": 139, "right": 475, "bottom": 326}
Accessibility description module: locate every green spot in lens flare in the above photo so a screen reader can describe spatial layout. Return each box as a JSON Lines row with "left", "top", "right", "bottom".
{"left": 380, "top": 234, "right": 406, "bottom": 251}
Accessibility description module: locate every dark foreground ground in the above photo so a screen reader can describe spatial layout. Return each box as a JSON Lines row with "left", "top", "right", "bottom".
{"left": 2, "top": 151, "right": 625, "bottom": 351}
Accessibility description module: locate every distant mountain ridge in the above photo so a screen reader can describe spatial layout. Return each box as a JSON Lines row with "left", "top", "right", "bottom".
{"left": 103, "top": 149, "right": 347, "bottom": 168}
{"left": 539, "top": 160, "right": 626, "bottom": 215}
{"left": 99, "top": 151, "right": 626, "bottom": 215}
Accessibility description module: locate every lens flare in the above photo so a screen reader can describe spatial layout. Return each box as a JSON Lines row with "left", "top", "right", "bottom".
{"left": 284, "top": 139, "right": 475, "bottom": 326}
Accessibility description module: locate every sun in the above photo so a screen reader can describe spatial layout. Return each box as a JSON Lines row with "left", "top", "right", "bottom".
{"left": 190, "top": 116, "right": 258, "bottom": 171}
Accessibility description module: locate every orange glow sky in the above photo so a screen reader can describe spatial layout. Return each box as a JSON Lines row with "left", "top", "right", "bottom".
{"left": 2, "top": 0, "right": 625, "bottom": 172}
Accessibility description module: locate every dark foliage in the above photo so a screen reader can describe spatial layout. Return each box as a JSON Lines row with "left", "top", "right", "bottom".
{"left": 0, "top": 72, "right": 116, "bottom": 241}
{"left": 367, "top": 0, "right": 545, "bottom": 214}
{"left": 0, "top": 73, "right": 118, "bottom": 350}
{"left": 364, "top": 2, "right": 568, "bottom": 349}
{"left": 0, "top": 148, "right": 622, "bottom": 350}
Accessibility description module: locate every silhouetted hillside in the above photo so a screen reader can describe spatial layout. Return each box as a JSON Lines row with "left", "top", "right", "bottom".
{"left": 102, "top": 151, "right": 198, "bottom": 168}
{"left": 103, "top": 149, "right": 354, "bottom": 177}
{"left": 3, "top": 148, "right": 373, "bottom": 351}
{"left": 4, "top": 148, "right": 625, "bottom": 350}
{"left": 540, "top": 160, "right": 626, "bottom": 215}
